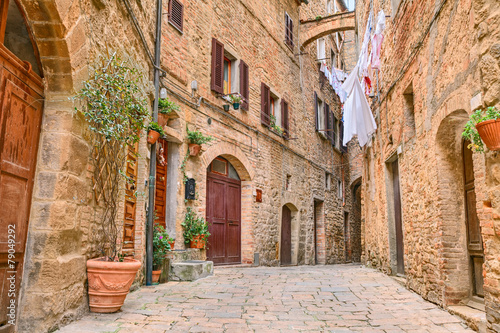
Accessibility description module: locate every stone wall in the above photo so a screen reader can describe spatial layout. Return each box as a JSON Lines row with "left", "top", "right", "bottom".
{"left": 16, "top": 0, "right": 157, "bottom": 331}
{"left": 356, "top": 0, "right": 500, "bottom": 330}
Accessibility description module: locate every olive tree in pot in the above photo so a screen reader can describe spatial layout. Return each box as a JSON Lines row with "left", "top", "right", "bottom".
{"left": 75, "top": 54, "right": 149, "bottom": 313}
{"left": 463, "top": 106, "right": 500, "bottom": 152}
{"left": 186, "top": 127, "right": 213, "bottom": 156}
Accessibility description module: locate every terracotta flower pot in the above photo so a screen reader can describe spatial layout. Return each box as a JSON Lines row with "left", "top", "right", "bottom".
{"left": 169, "top": 240, "right": 175, "bottom": 250}
{"left": 87, "top": 257, "right": 141, "bottom": 313}
{"left": 476, "top": 119, "right": 500, "bottom": 151}
{"left": 147, "top": 130, "right": 161, "bottom": 144}
{"left": 152, "top": 270, "right": 162, "bottom": 283}
{"left": 158, "top": 113, "right": 170, "bottom": 127}
{"left": 189, "top": 235, "right": 205, "bottom": 249}
{"left": 188, "top": 143, "right": 201, "bottom": 156}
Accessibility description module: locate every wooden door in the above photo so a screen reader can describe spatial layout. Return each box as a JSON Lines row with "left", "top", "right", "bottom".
{"left": 206, "top": 171, "right": 241, "bottom": 265}
{"left": 281, "top": 205, "right": 292, "bottom": 265}
{"left": 122, "top": 142, "right": 139, "bottom": 255}
{"left": 154, "top": 139, "right": 168, "bottom": 228}
{"left": 392, "top": 160, "right": 405, "bottom": 275}
{"left": 0, "top": 44, "right": 44, "bottom": 331}
{"left": 313, "top": 202, "right": 317, "bottom": 264}
{"left": 344, "top": 212, "right": 351, "bottom": 262}
{"left": 463, "top": 141, "right": 484, "bottom": 297}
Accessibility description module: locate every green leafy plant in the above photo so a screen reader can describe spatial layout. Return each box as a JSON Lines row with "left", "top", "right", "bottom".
{"left": 182, "top": 207, "right": 210, "bottom": 244}
{"left": 153, "top": 224, "right": 173, "bottom": 269}
{"left": 74, "top": 53, "right": 149, "bottom": 262}
{"left": 462, "top": 106, "right": 500, "bottom": 153}
{"left": 228, "top": 94, "right": 242, "bottom": 104}
{"left": 148, "top": 121, "right": 165, "bottom": 136}
{"left": 270, "top": 114, "right": 283, "bottom": 135}
{"left": 315, "top": 15, "right": 322, "bottom": 21}
{"left": 187, "top": 127, "right": 214, "bottom": 145}
{"left": 158, "top": 97, "right": 180, "bottom": 114}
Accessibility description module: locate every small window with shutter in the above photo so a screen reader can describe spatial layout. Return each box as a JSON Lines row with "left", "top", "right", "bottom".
{"left": 211, "top": 38, "right": 224, "bottom": 94}
{"left": 261, "top": 83, "right": 271, "bottom": 126}
{"left": 285, "top": 12, "right": 294, "bottom": 49}
{"left": 168, "top": 0, "right": 184, "bottom": 33}
{"left": 332, "top": 115, "right": 339, "bottom": 148}
{"left": 239, "top": 60, "right": 249, "bottom": 110}
{"left": 340, "top": 120, "right": 348, "bottom": 152}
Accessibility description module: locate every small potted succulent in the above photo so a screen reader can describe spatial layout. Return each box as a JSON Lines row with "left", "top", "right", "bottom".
{"left": 153, "top": 224, "right": 172, "bottom": 283}
{"left": 182, "top": 207, "right": 210, "bottom": 249}
{"left": 186, "top": 127, "right": 214, "bottom": 156}
{"left": 158, "top": 97, "right": 180, "bottom": 126}
{"left": 229, "top": 94, "right": 242, "bottom": 110}
{"left": 462, "top": 106, "right": 500, "bottom": 152}
{"left": 147, "top": 121, "right": 165, "bottom": 144}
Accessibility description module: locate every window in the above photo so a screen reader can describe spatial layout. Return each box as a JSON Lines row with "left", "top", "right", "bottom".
{"left": 331, "top": 49, "right": 337, "bottom": 69}
{"left": 315, "top": 93, "right": 326, "bottom": 137}
{"left": 404, "top": 83, "right": 415, "bottom": 139}
{"left": 211, "top": 38, "right": 224, "bottom": 94}
{"left": 270, "top": 95, "right": 280, "bottom": 126}
{"left": 223, "top": 57, "right": 231, "bottom": 95}
{"left": 339, "top": 120, "right": 347, "bottom": 152}
{"left": 332, "top": 114, "right": 338, "bottom": 147}
{"left": 317, "top": 38, "right": 326, "bottom": 62}
{"left": 327, "top": 0, "right": 333, "bottom": 14}
{"left": 338, "top": 179, "right": 343, "bottom": 199}
{"left": 285, "top": 12, "right": 294, "bottom": 48}
{"left": 239, "top": 61, "right": 249, "bottom": 110}
{"left": 168, "top": 0, "right": 184, "bottom": 32}
{"left": 334, "top": 0, "right": 339, "bottom": 13}
{"left": 261, "top": 83, "right": 271, "bottom": 126}
{"left": 211, "top": 157, "right": 228, "bottom": 176}
{"left": 286, "top": 174, "right": 291, "bottom": 191}
{"left": 281, "top": 99, "right": 290, "bottom": 138}
{"left": 326, "top": 172, "right": 332, "bottom": 190}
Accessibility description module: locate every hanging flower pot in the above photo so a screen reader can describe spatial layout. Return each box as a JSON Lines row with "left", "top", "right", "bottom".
{"left": 223, "top": 104, "right": 231, "bottom": 112}
{"left": 152, "top": 269, "right": 162, "bottom": 283}
{"left": 232, "top": 103, "right": 240, "bottom": 110}
{"left": 158, "top": 113, "right": 170, "bottom": 127}
{"left": 476, "top": 119, "right": 500, "bottom": 151}
{"left": 189, "top": 235, "right": 206, "bottom": 249}
{"left": 147, "top": 130, "right": 161, "bottom": 144}
{"left": 87, "top": 257, "right": 141, "bottom": 313}
{"left": 188, "top": 143, "right": 201, "bottom": 156}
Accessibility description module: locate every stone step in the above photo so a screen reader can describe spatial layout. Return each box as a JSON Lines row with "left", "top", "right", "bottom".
{"left": 169, "top": 260, "right": 214, "bottom": 281}
{"left": 448, "top": 305, "right": 487, "bottom": 333}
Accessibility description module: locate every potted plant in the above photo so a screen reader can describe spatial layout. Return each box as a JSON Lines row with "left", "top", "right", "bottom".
{"left": 270, "top": 114, "right": 284, "bottom": 136}
{"left": 182, "top": 207, "right": 210, "bottom": 249}
{"left": 147, "top": 121, "right": 165, "bottom": 144}
{"left": 158, "top": 97, "right": 180, "bottom": 126}
{"left": 223, "top": 104, "right": 231, "bottom": 112}
{"left": 229, "top": 94, "right": 242, "bottom": 110}
{"left": 153, "top": 224, "right": 172, "bottom": 283}
{"left": 462, "top": 106, "right": 500, "bottom": 152}
{"left": 169, "top": 238, "right": 175, "bottom": 250}
{"left": 75, "top": 54, "right": 149, "bottom": 313}
{"left": 186, "top": 127, "right": 214, "bottom": 156}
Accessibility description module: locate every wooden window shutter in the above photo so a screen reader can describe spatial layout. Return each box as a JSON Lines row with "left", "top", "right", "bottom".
{"left": 285, "top": 13, "right": 293, "bottom": 48}
{"left": 324, "top": 103, "right": 330, "bottom": 140}
{"left": 123, "top": 142, "right": 139, "bottom": 254}
{"left": 281, "top": 99, "right": 289, "bottom": 138}
{"left": 340, "top": 120, "right": 348, "bottom": 152}
{"left": 211, "top": 38, "right": 224, "bottom": 94}
{"left": 332, "top": 114, "right": 338, "bottom": 148}
{"left": 289, "top": 17, "right": 294, "bottom": 47}
{"left": 240, "top": 60, "right": 249, "bottom": 111}
{"left": 168, "top": 0, "right": 184, "bottom": 32}
{"left": 261, "top": 82, "right": 270, "bottom": 126}
{"left": 314, "top": 92, "right": 319, "bottom": 131}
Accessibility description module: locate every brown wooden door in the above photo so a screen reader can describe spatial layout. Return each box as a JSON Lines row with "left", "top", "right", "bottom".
{"left": 463, "top": 141, "right": 484, "bottom": 297}
{"left": 206, "top": 171, "right": 241, "bottom": 265}
{"left": 0, "top": 44, "right": 43, "bottom": 331}
{"left": 392, "top": 160, "right": 405, "bottom": 275}
{"left": 281, "top": 205, "right": 292, "bottom": 265}
{"left": 122, "top": 142, "right": 139, "bottom": 255}
{"left": 344, "top": 212, "right": 351, "bottom": 262}
{"left": 154, "top": 139, "right": 168, "bottom": 228}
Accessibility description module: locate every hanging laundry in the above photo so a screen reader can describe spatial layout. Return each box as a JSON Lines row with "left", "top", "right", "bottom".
{"left": 319, "top": 60, "right": 347, "bottom": 103}
{"left": 341, "top": 65, "right": 377, "bottom": 147}
{"left": 357, "top": 11, "right": 373, "bottom": 78}
{"left": 370, "top": 10, "right": 386, "bottom": 70}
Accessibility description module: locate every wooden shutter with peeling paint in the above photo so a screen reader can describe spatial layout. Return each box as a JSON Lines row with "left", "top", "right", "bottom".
{"left": 240, "top": 60, "right": 249, "bottom": 110}
{"left": 261, "top": 82, "right": 270, "bottom": 126}
{"left": 211, "top": 38, "right": 224, "bottom": 94}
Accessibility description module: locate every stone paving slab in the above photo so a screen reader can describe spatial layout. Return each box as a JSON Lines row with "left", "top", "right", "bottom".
{"left": 56, "top": 264, "right": 474, "bottom": 332}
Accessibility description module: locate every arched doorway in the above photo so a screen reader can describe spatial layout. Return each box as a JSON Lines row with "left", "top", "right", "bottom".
{"left": 206, "top": 156, "right": 242, "bottom": 265}
{"left": 0, "top": 1, "right": 44, "bottom": 331}
{"left": 281, "top": 205, "right": 292, "bottom": 265}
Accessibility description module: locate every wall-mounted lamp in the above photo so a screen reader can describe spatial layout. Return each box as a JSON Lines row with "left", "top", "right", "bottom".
{"left": 160, "top": 87, "right": 167, "bottom": 99}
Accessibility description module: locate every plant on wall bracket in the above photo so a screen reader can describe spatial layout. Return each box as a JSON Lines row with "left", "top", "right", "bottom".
{"left": 462, "top": 106, "right": 500, "bottom": 153}
{"left": 74, "top": 52, "right": 149, "bottom": 261}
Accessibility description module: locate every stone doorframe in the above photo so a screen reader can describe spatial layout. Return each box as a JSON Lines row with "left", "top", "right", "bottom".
{"left": 200, "top": 142, "right": 254, "bottom": 264}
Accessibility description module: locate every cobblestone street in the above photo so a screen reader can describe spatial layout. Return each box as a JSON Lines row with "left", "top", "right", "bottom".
{"left": 57, "top": 265, "right": 473, "bottom": 332}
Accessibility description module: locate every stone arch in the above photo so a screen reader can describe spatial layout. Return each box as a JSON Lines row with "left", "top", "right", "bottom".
{"left": 201, "top": 141, "right": 254, "bottom": 264}
{"left": 279, "top": 202, "right": 300, "bottom": 266}
{"left": 300, "top": 11, "right": 355, "bottom": 49}
{"left": 435, "top": 109, "right": 471, "bottom": 305}
{"left": 201, "top": 141, "right": 254, "bottom": 181}
{"left": 17, "top": 0, "right": 78, "bottom": 94}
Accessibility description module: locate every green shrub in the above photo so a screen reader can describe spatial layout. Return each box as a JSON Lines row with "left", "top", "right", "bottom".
{"left": 153, "top": 224, "right": 173, "bottom": 269}
{"left": 158, "top": 97, "right": 180, "bottom": 114}
{"left": 182, "top": 207, "right": 210, "bottom": 244}
{"left": 187, "top": 128, "right": 213, "bottom": 145}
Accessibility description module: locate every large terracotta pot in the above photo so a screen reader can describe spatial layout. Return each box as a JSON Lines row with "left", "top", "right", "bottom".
{"left": 189, "top": 235, "right": 205, "bottom": 249}
{"left": 152, "top": 270, "right": 161, "bottom": 283}
{"left": 476, "top": 119, "right": 500, "bottom": 151}
{"left": 188, "top": 143, "right": 201, "bottom": 156}
{"left": 147, "top": 130, "right": 161, "bottom": 144}
{"left": 87, "top": 257, "right": 141, "bottom": 313}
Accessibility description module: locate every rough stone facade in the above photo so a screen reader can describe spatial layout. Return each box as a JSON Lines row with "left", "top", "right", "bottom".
{"left": 356, "top": 0, "right": 500, "bottom": 331}
{"left": 4, "top": 0, "right": 361, "bottom": 332}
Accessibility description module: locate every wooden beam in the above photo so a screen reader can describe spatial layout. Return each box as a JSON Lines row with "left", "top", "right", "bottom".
{"left": 0, "top": 0, "right": 9, "bottom": 44}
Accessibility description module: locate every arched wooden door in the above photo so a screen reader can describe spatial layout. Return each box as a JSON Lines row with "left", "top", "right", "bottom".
{"left": 206, "top": 157, "right": 241, "bottom": 265}
{"left": 281, "top": 205, "right": 292, "bottom": 265}
{"left": 0, "top": 1, "right": 44, "bottom": 330}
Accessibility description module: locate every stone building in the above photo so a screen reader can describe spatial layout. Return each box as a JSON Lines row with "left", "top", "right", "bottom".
{"left": 0, "top": 0, "right": 361, "bottom": 332}
{"left": 355, "top": 0, "right": 500, "bottom": 331}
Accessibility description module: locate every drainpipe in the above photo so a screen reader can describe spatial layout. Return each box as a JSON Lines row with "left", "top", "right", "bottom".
{"left": 146, "top": 0, "right": 163, "bottom": 286}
